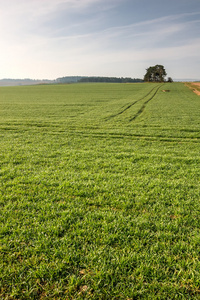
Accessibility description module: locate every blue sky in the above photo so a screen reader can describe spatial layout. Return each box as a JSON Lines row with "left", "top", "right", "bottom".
{"left": 0, "top": 0, "right": 200, "bottom": 80}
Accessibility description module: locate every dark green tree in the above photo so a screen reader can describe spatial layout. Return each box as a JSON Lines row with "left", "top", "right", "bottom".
{"left": 144, "top": 65, "right": 167, "bottom": 82}
{"left": 167, "top": 77, "right": 173, "bottom": 83}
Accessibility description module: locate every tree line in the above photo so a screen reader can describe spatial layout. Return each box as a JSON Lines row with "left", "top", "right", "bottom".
{"left": 55, "top": 66, "right": 173, "bottom": 85}
{"left": 78, "top": 77, "right": 143, "bottom": 83}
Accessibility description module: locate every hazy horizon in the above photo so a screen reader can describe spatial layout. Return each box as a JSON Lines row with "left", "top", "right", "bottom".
{"left": 0, "top": 76, "right": 200, "bottom": 82}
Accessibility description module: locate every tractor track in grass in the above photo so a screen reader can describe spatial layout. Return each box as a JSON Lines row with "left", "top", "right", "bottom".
{"left": 105, "top": 85, "right": 161, "bottom": 121}
{"left": 61, "top": 129, "right": 200, "bottom": 144}
{"left": 129, "top": 84, "right": 164, "bottom": 121}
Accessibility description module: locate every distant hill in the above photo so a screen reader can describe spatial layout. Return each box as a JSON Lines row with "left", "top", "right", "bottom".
{"left": 174, "top": 78, "right": 200, "bottom": 82}
{"left": 0, "top": 76, "right": 144, "bottom": 87}
{"left": 0, "top": 78, "right": 54, "bottom": 86}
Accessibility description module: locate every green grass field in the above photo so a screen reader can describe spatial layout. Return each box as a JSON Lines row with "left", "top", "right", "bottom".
{"left": 0, "top": 82, "right": 200, "bottom": 299}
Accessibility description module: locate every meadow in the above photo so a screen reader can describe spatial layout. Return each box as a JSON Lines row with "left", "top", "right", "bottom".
{"left": 0, "top": 82, "right": 200, "bottom": 299}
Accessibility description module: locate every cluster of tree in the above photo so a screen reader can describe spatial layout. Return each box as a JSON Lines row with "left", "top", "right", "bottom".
{"left": 167, "top": 77, "right": 173, "bottom": 83}
{"left": 78, "top": 77, "right": 143, "bottom": 83}
{"left": 144, "top": 65, "right": 173, "bottom": 83}
{"left": 56, "top": 76, "right": 84, "bottom": 84}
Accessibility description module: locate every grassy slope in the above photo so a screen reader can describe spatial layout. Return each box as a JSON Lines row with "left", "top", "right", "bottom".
{"left": 0, "top": 83, "right": 200, "bottom": 299}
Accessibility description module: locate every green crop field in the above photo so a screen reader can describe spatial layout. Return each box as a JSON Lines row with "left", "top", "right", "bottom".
{"left": 0, "top": 82, "right": 200, "bottom": 299}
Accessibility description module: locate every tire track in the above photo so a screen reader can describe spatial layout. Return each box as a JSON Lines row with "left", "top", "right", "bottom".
{"left": 129, "top": 84, "right": 164, "bottom": 121}
{"left": 105, "top": 85, "right": 160, "bottom": 120}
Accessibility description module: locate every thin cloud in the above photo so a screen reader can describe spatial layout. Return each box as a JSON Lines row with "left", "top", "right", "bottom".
{"left": 0, "top": 0, "right": 200, "bottom": 79}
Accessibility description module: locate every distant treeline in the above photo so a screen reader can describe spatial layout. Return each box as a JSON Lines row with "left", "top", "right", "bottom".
{"left": 56, "top": 76, "right": 83, "bottom": 84}
{"left": 56, "top": 76, "right": 143, "bottom": 84}
{"left": 0, "top": 76, "right": 144, "bottom": 87}
{"left": 78, "top": 77, "right": 143, "bottom": 83}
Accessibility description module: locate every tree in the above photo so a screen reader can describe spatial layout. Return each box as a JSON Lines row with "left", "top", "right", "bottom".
{"left": 144, "top": 65, "right": 167, "bottom": 82}
{"left": 167, "top": 77, "right": 173, "bottom": 83}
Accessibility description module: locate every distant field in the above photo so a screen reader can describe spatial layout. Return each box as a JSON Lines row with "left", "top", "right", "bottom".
{"left": 1, "top": 82, "right": 200, "bottom": 299}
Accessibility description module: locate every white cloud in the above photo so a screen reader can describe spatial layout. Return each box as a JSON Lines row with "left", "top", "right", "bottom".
{"left": 0, "top": 0, "right": 200, "bottom": 79}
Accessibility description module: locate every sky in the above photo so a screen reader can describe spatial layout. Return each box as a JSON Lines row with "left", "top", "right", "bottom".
{"left": 0, "top": 0, "right": 200, "bottom": 80}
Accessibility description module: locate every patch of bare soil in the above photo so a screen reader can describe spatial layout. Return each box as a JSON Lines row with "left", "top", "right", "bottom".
{"left": 185, "top": 82, "right": 200, "bottom": 96}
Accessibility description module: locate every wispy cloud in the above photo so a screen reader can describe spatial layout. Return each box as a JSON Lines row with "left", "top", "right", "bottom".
{"left": 0, "top": 0, "right": 200, "bottom": 79}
